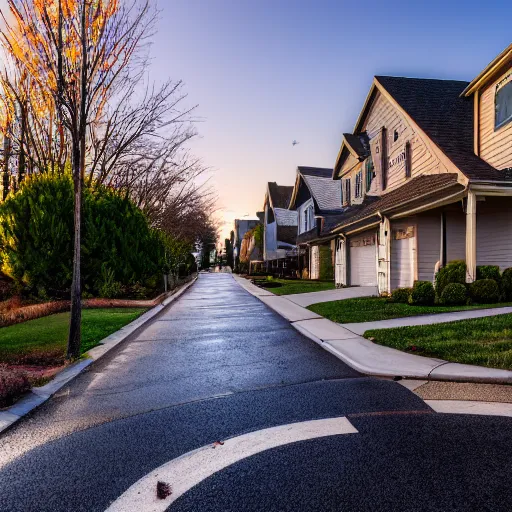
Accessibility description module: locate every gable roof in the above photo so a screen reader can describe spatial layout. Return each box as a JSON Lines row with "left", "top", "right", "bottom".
{"left": 274, "top": 207, "right": 298, "bottom": 226}
{"left": 374, "top": 76, "right": 510, "bottom": 182}
{"left": 289, "top": 166, "right": 342, "bottom": 212}
{"left": 267, "top": 182, "right": 294, "bottom": 209}
{"left": 343, "top": 133, "right": 370, "bottom": 159}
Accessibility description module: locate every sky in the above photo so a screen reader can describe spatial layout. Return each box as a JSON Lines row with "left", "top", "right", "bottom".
{"left": 4, "top": 0, "right": 510, "bottom": 241}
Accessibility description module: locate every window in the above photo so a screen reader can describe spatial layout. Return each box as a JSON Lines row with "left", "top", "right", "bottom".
{"left": 381, "top": 127, "right": 388, "bottom": 190}
{"left": 393, "top": 130, "right": 399, "bottom": 142}
{"left": 304, "top": 209, "right": 308, "bottom": 233}
{"left": 365, "top": 154, "right": 375, "bottom": 191}
{"left": 343, "top": 178, "right": 351, "bottom": 206}
{"left": 355, "top": 170, "right": 363, "bottom": 198}
{"left": 495, "top": 77, "right": 512, "bottom": 130}
{"left": 404, "top": 141, "right": 412, "bottom": 178}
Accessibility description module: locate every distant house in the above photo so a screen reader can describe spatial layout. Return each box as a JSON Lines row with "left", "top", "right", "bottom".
{"left": 263, "top": 182, "right": 298, "bottom": 274}
{"left": 233, "top": 217, "right": 261, "bottom": 264}
{"left": 288, "top": 167, "right": 343, "bottom": 280}
{"left": 313, "top": 43, "right": 512, "bottom": 293}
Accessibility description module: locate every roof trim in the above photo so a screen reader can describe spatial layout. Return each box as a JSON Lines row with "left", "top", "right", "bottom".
{"left": 462, "top": 43, "right": 512, "bottom": 96}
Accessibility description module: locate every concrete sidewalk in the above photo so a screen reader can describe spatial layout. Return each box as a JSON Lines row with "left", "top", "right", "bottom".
{"left": 285, "top": 286, "right": 378, "bottom": 307}
{"left": 233, "top": 275, "right": 512, "bottom": 384}
{"left": 343, "top": 306, "right": 512, "bottom": 335}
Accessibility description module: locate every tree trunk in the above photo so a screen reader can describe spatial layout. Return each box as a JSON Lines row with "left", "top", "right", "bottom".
{"left": 67, "top": 149, "right": 82, "bottom": 359}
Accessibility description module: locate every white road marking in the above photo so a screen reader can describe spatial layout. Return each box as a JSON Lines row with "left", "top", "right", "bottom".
{"left": 426, "top": 400, "right": 512, "bottom": 417}
{"left": 106, "top": 417, "right": 358, "bottom": 512}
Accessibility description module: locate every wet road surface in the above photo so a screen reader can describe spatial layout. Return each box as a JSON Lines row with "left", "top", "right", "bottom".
{"left": 0, "top": 273, "right": 511, "bottom": 511}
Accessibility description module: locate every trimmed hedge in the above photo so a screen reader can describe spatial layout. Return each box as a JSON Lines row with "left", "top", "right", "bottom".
{"left": 501, "top": 268, "right": 512, "bottom": 301}
{"left": 318, "top": 245, "right": 334, "bottom": 281}
{"left": 476, "top": 265, "right": 501, "bottom": 283}
{"left": 469, "top": 279, "right": 500, "bottom": 304}
{"left": 390, "top": 287, "right": 412, "bottom": 304}
{"left": 435, "top": 260, "right": 466, "bottom": 295}
{"left": 409, "top": 281, "right": 435, "bottom": 306}
{"left": 440, "top": 283, "right": 468, "bottom": 306}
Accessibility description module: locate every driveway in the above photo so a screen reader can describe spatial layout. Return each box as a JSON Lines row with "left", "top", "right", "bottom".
{"left": 0, "top": 274, "right": 511, "bottom": 511}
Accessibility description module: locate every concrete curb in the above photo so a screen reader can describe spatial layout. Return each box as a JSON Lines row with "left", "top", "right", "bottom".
{"left": 233, "top": 275, "right": 512, "bottom": 385}
{"left": 0, "top": 277, "right": 197, "bottom": 435}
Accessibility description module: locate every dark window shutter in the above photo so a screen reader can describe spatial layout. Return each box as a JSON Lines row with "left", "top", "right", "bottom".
{"left": 405, "top": 141, "right": 412, "bottom": 178}
{"left": 381, "top": 127, "right": 388, "bottom": 190}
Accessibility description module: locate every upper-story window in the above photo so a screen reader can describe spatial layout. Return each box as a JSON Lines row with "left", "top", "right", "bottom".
{"left": 302, "top": 204, "right": 315, "bottom": 233}
{"left": 355, "top": 170, "right": 363, "bottom": 198}
{"left": 404, "top": 141, "right": 412, "bottom": 178}
{"left": 365, "top": 154, "right": 375, "bottom": 191}
{"left": 343, "top": 178, "right": 351, "bottom": 206}
{"left": 495, "top": 76, "right": 512, "bottom": 130}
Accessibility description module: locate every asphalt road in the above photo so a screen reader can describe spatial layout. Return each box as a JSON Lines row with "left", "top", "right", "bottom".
{"left": 0, "top": 273, "right": 511, "bottom": 511}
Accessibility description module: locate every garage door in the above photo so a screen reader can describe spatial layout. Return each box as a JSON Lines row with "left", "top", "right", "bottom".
{"left": 391, "top": 224, "right": 415, "bottom": 290}
{"left": 349, "top": 231, "right": 377, "bottom": 286}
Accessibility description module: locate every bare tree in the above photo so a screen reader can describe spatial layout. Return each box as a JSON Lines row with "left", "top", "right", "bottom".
{"left": 1, "top": 0, "right": 155, "bottom": 358}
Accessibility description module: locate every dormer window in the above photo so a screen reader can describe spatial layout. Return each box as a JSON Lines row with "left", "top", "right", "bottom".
{"left": 495, "top": 75, "right": 512, "bottom": 130}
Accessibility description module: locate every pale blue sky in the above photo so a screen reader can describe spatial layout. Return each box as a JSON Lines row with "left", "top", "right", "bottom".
{"left": 153, "top": 0, "right": 510, "bottom": 239}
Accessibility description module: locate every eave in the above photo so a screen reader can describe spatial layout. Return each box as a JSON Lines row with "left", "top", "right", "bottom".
{"left": 462, "top": 43, "right": 512, "bottom": 97}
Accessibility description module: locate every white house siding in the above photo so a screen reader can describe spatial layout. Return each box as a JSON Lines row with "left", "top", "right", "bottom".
{"left": 417, "top": 214, "right": 441, "bottom": 283}
{"left": 479, "top": 68, "right": 512, "bottom": 170}
{"left": 477, "top": 198, "right": 512, "bottom": 271}
{"left": 390, "top": 220, "right": 416, "bottom": 290}
{"left": 445, "top": 209, "right": 466, "bottom": 263}
{"left": 361, "top": 90, "right": 450, "bottom": 193}
{"left": 310, "top": 245, "right": 320, "bottom": 280}
{"left": 349, "top": 230, "right": 378, "bottom": 286}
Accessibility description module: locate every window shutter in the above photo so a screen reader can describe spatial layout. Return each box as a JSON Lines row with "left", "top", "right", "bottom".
{"left": 365, "top": 155, "right": 374, "bottom": 191}
{"left": 405, "top": 141, "right": 412, "bottom": 178}
{"left": 381, "top": 127, "right": 388, "bottom": 190}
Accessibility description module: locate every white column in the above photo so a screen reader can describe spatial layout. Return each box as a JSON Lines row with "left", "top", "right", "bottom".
{"left": 466, "top": 191, "right": 477, "bottom": 283}
{"left": 377, "top": 216, "right": 391, "bottom": 295}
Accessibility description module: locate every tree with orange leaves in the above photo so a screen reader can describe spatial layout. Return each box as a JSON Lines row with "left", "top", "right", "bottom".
{"left": 0, "top": 0, "right": 154, "bottom": 358}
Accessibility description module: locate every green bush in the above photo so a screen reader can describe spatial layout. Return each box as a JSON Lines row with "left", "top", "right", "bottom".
{"left": 0, "top": 174, "right": 191, "bottom": 298}
{"left": 389, "top": 287, "right": 412, "bottom": 304}
{"left": 435, "top": 260, "right": 466, "bottom": 295}
{"left": 440, "top": 283, "right": 468, "bottom": 306}
{"left": 476, "top": 265, "right": 501, "bottom": 283}
{"left": 409, "top": 281, "right": 435, "bottom": 306}
{"left": 501, "top": 268, "right": 512, "bottom": 301}
{"left": 318, "top": 245, "right": 334, "bottom": 281}
{"left": 469, "top": 279, "right": 500, "bottom": 304}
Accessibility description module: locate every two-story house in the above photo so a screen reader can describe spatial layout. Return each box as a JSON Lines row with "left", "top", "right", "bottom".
{"left": 324, "top": 44, "right": 512, "bottom": 294}
{"left": 288, "top": 167, "right": 343, "bottom": 280}
{"left": 263, "top": 182, "right": 298, "bottom": 273}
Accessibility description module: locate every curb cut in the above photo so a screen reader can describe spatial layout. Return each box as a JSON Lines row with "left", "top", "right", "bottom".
{"left": 232, "top": 275, "right": 512, "bottom": 385}
{"left": 0, "top": 276, "right": 197, "bottom": 435}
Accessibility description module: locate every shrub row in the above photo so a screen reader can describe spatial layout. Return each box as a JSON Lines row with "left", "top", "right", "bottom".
{"left": 391, "top": 261, "right": 512, "bottom": 307}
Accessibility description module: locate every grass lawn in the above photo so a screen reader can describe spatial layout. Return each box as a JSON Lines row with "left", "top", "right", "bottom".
{"left": 0, "top": 308, "right": 146, "bottom": 365}
{"left": 262, "top": 279, "right": 336, "bottom": 296}
{"left": 364, "top": 314, "right": 512, "bottom": 370}
{"left": 307, "top": 297, "right": 512, "bottom": 324}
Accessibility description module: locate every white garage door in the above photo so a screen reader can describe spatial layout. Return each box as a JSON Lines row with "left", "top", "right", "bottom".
{"left": 349, "top": 231, "right": 377, "bottom": 286}
{"left": 391, "top": 225, "right": 415, "bottom": 290}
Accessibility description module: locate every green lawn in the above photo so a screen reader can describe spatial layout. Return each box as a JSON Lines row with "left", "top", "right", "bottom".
{"left": 263, "top": 279, "right": 336, "bottom": 296}
{"left": 0, "top": 308, "right": 146, "bottom": 365}
{"left": 364, "top": 314, "right": 512, "bottom": 370}
{"left": 307, "top": 297, "right": 512, "bottom": 324}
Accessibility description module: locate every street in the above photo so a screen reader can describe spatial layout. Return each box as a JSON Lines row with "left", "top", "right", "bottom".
{"left": 0, "top": 273, "right": 511, "bottom": 511}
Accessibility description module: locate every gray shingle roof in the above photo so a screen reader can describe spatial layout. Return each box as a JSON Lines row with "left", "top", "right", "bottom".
{"left": 274, "top": 207, "right": 298, "bottom": 226}
{"left": 303, "top": 174, "right": 342, "bottom": 212}
{"left": 297, "top": 166, "right": 333, "bottom": 178}
{"left": 268, "top": 183, "right": 294, "bottom": 209}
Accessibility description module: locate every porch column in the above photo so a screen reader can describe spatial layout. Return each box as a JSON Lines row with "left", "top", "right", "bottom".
{"left": 465, "top": 191, "right": 477, "bottom": 282}
{"left": 377, "top": 216, "right": 391, "bottom": 295}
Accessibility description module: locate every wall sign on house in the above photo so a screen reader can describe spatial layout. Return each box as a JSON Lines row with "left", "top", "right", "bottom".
{"left": 393, "top": 226, "right": 415, "bottom": 240}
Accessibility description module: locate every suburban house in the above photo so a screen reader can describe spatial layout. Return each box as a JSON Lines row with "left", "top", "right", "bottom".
{"left": 263, "top": 182, "right": 298, "bottom": 274}
{"left": 233, "top": 217, "right": 261, "bottom": 265}
{"left": 288, "top": 167, "right": 343, "bottom": 280}
{"left": 318, "top": 43, "right": 512, "bottom": 294}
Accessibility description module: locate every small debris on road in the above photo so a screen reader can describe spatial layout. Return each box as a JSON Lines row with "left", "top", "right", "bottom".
{"left": 156, "top": 481, "right": 172, "bottom": 499}
{"left": 212, "top": 440, "right": 225, "bottom": 448}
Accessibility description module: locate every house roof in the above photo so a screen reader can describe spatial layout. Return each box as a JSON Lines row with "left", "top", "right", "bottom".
{"left": 462, "top": 43, "right": 512, "bottom": 96}
{"left": 289, "top": 166, "right": 342, "bottom": 212}
{"left": 374, "top": 76, "right": 511, "bottom": 182}
{"left": 343, "top": 133, "right": 370, "bottom": 159}
{"left": 322, "top": 173, "right": 465, "bottom": 235}
{"left": 267, "top": 182, "right": 294, "bottom": 209}
{"left": 274, "top": 207, "right": 298, "bottom": 226}
{"left": 277, "top": 225, "right": 297, "bottom": 246}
